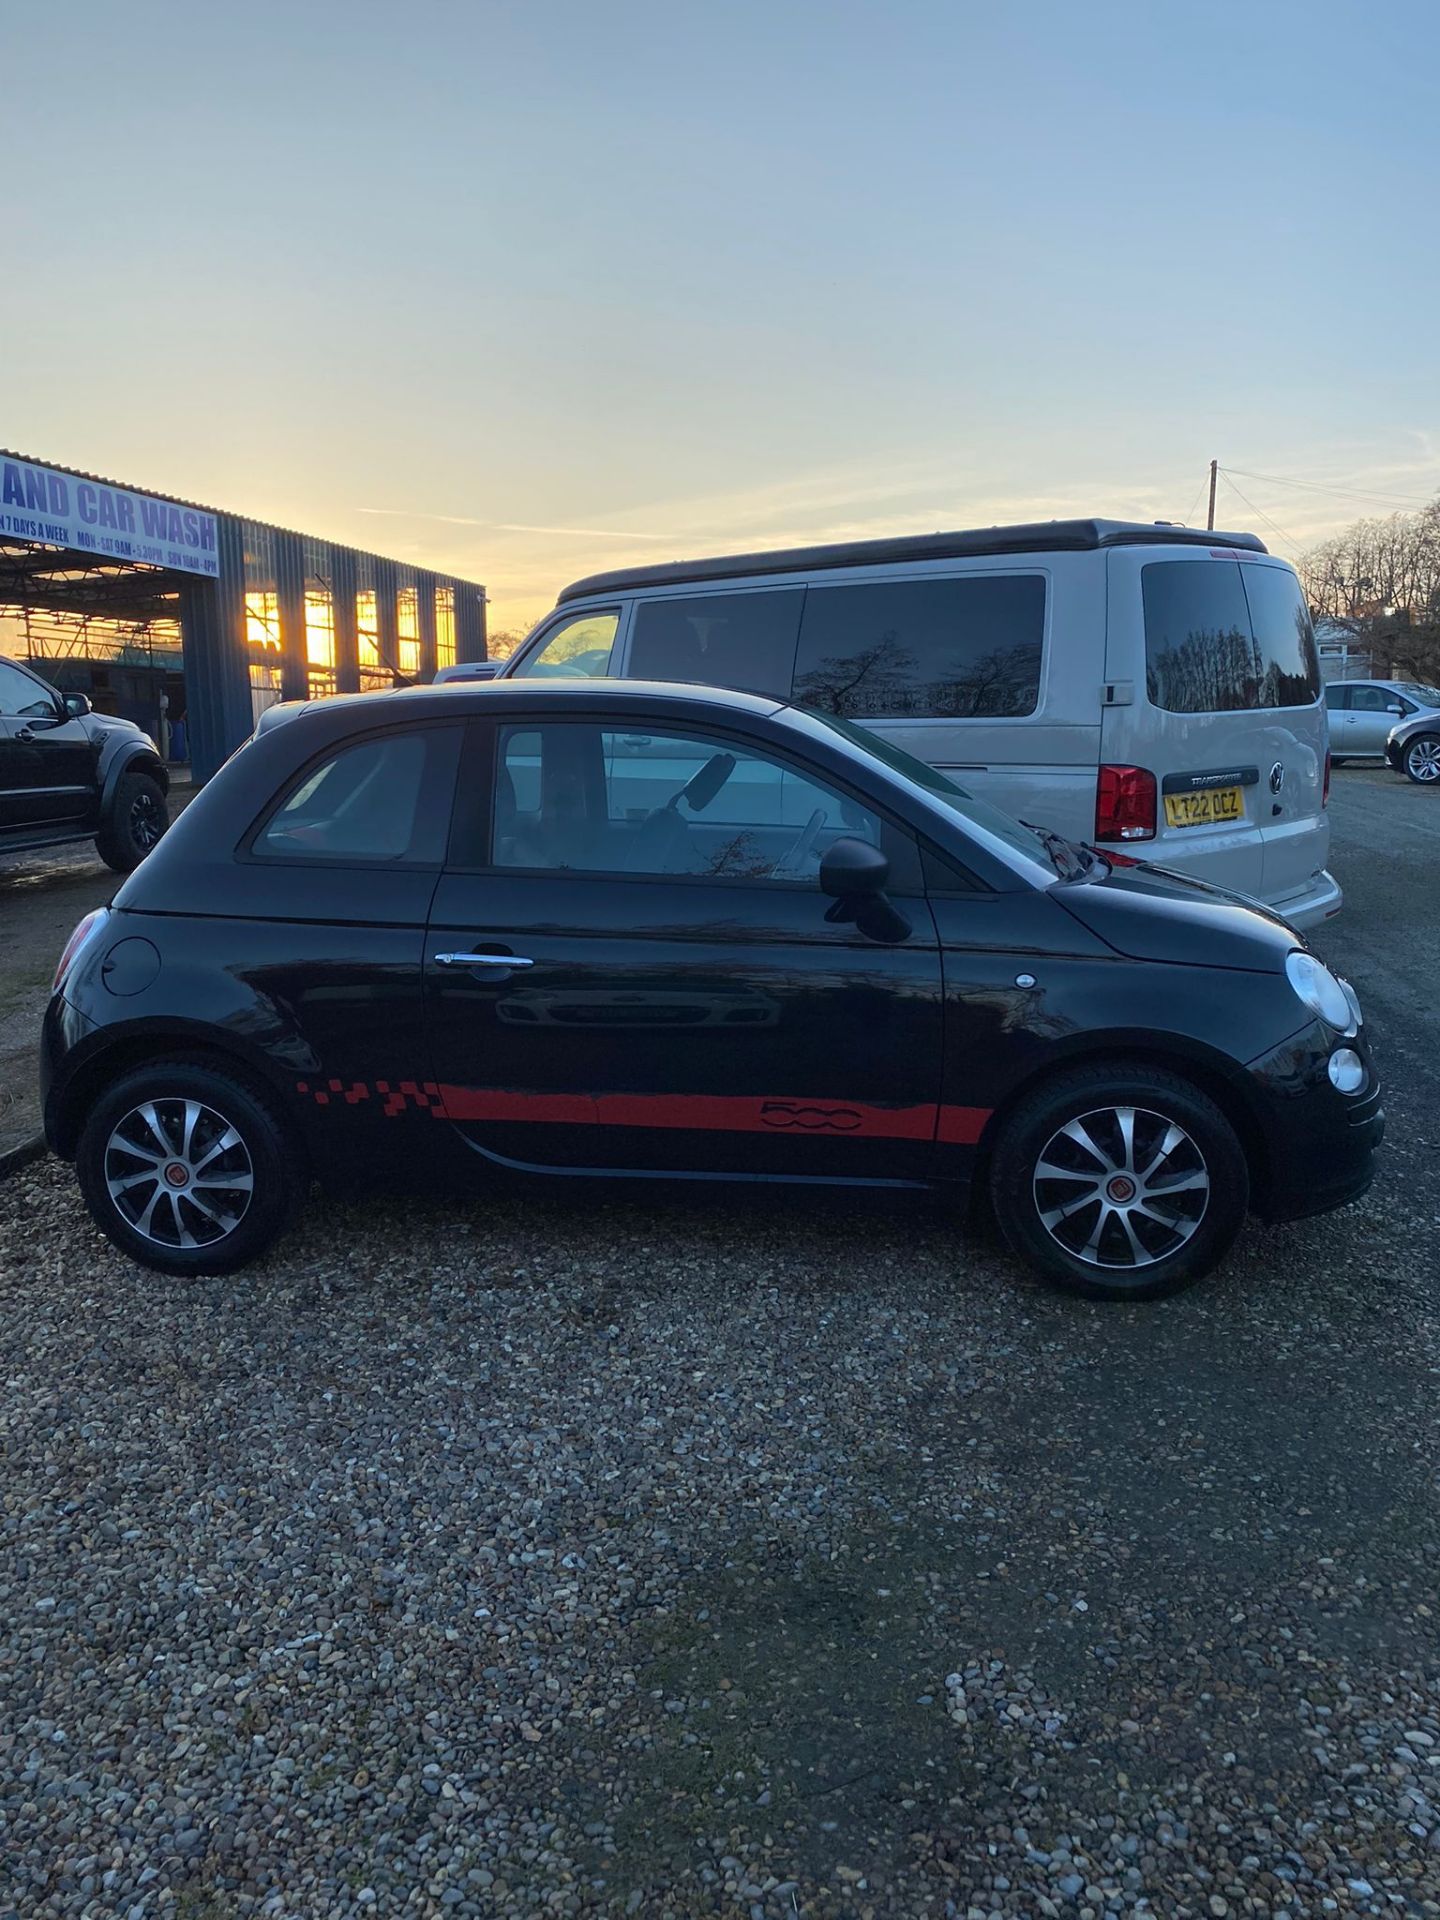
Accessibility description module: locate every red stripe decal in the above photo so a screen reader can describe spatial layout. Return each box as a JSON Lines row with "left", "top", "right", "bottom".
{"left": 431, "top": 1085, "right": 992, "bottom": 1143}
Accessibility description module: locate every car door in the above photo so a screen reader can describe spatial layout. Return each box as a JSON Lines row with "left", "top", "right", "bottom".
{"left": 423, "top": 713, "right": 946, "bottom": 1183}
{"left": 0, "top": 659, "right": 94, "bottom": 826}
{"left": 1347, "top": 685, "right": 1401, "bottom": 755}
{"left": 1324, "top": 683, "right": 1354, "bottom": 755}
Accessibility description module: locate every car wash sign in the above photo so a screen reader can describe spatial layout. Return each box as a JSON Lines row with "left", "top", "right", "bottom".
{"left": 0, "top": 457, "right": 220, "bottom": 577}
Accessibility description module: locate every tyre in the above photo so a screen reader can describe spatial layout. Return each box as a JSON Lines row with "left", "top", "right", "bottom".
{"left": 1402, "top": 734, "right": 1440, "bottom": 785}
{"left": 96, "top": 769, "right": 168, "bottom": 872}
{"left": 76, "top": 1061, "right": 303, "bottom": 1275}
{"left": 988, "top": 1062, "right": 1248, "bottom": 1301}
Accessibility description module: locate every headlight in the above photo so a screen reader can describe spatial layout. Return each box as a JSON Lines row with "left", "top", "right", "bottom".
{"left": 1285, "top": 950, "right": 1356, "bottom": 1033}
{"left": 1339, "top": 975, "right": 1363, "bottom": 1030}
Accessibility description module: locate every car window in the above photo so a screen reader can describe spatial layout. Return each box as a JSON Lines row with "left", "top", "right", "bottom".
{"left": 1350, "top": 686, "right": 1393, "bottom": 713}
{"left": 1323, "top": 684, "right": 1351, "bottom": 711}
{"left": 0, "top": 659, "right": 59, "bottom": 718}
{"left": 511, "top": 610, "right": 619, "bottom": 679}
{"left": 627, "top": 589, "right": 803, "bottom": 697}
{"left": 254, "top": 727, "right": 459, "bottom": 864}
{"left": 493, "top": 722, "right": 883, "bottom": 882}
{"left": 1143, "top": 561, "right": 1321, "bottom": 713}
{"left": 791, "top": 574, "right": 1045, "bottom": 719}
{"left": 1399, "top": 683, "right": 1440, "bottom": 707}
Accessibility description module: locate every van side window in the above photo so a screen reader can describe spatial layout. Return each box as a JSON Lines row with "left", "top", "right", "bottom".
{"left": 511, "top": 610, "right": 619, "bottom": 679}
{"left": 1143, "top": 562, "right": 1321, "bottom": 713}
{"left": 627, "top": 590, "right": 803, "bottom": 698}
{"left": 791, "top": 575, "right": 1045, "bottom": 719}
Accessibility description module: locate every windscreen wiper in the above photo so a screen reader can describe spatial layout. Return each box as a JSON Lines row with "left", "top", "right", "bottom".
{"left": 1019, "top": 820, "right": 1087, "bottom": 880}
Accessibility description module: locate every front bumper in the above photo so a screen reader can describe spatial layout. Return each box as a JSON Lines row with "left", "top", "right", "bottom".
{"left": 1245, "top": 1019, "right": 1384, "bottom": 1222}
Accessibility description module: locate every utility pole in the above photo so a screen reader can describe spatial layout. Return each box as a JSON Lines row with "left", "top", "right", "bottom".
{"left": 1206, "top": 459, "right": 1218, "bottom": 531}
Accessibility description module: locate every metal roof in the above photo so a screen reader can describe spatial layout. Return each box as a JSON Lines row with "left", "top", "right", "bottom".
{"left": 0, "top": 447, "right": 486, "bottom": 584}
{"left": 557, "top": 518, "right": 1268, "bottom": 603}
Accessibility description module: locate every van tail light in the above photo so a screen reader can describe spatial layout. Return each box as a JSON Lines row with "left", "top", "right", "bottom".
{"left": 52, "top": 907, "right": 108, "bottom": 993}
{"left": 1095, "top": 764, "right": 1157, "bottom": 842}
{"left": 1323, "top": 750, "right": 1331, "bottom": 806}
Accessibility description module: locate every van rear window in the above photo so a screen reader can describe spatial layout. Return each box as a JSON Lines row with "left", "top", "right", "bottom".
{"left": 791, "top": 574, "right": 1045, "bottom": 719}
{"left": 1143, "top": 561, "right": 1320, "bottom": 713}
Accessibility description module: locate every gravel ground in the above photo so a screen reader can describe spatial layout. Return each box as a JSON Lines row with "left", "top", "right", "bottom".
{"left": 1, "top": 768, "right": 1438, "bottom": 1920}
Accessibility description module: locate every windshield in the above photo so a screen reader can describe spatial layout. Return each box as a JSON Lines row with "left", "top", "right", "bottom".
{"left": 794, "top": 706, "right": 1061, "bottom": 869}
{"left": 1399, "top": 683, "right": 1440, "bottom": 708}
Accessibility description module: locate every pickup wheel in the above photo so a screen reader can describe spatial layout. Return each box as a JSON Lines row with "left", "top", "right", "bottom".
{"left": 989, "top": 1063, "right": 1249, "bottom": 1301}
{"left": 97, "top": 769, "right": 168, "bottom": 871}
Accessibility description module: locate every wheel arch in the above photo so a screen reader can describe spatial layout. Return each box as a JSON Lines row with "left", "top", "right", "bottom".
{"left": 969, "top": 1033, "right": 1271, "bottom": 1218}
{"left": 99, "top": 741, "right": 170, "bottom": 814}
{"left": 50, "top": 1021, "right": 304, "bottom": 1163}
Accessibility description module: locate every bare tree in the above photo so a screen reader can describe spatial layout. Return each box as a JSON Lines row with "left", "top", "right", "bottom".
{"left": 1298, "top": 497, "right": 1440, "bottom": 681}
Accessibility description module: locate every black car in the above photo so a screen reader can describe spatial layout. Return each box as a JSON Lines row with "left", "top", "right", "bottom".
{"left": 0, "top": 654, "right": 169, "bottom": 870}
{"left": 42, "top": 681, "right": 1382, "bottom": 1299}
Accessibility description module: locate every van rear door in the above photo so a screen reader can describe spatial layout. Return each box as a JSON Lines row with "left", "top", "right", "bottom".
{"left": 1101, "top": 549, "right": 1326, "bottom": 912}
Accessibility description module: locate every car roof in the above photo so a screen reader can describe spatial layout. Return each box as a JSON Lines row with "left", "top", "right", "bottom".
{"left": 555, "top": 517, "right": 1268, "bottom": 604}
{"left": 271, "top": 677, "right": 788, "bottom": 732}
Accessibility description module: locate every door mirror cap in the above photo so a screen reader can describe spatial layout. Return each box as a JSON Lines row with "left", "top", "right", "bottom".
{"left": 1387, "top": 703, "right": 1406, "bottom": 715}
{"left": 819, "top": 836, "right": 890, "bottom": 899}
{"left": 62, "top": 691, "right": 93, "bottom": 718}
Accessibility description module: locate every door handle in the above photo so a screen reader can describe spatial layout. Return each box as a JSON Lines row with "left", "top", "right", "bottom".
{"left": 15, "top": 726, "right": 34, "bottom": 742}
{"left": 433, "top": 951, "right": 536, "bottom": 969}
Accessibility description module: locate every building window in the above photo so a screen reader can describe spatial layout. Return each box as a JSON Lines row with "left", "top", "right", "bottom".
{"left": 305, "top": 587, "right": 336, "bottom": 700}
{"left": 435, "top": 585, "right": 456, "bottom": 669}
{"left": 245, "top": 590, "right": 283, "bottom": 720}
{"left": 357, "top": 588, "right": 387, "bottom": 692}
{"left": 397, "top": 585, "right": 420, "bottom": 678}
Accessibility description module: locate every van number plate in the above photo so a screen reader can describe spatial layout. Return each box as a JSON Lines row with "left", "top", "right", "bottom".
{"left": 1164, "top": 786, "right": 1244, "bottom": 829}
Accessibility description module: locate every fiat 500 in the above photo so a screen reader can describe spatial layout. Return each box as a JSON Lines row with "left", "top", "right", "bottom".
{"left": 43, "top": 681, "right": 1381, "bottom": 1300}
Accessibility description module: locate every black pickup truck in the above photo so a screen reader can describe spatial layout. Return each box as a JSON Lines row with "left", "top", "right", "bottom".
{"left": 0, "top": 654, "right": 169, "bottom": 871}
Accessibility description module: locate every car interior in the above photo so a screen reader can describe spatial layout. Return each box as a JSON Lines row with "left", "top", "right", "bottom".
{"left": 492, "top": 723, "right": 882, "bottom": 880}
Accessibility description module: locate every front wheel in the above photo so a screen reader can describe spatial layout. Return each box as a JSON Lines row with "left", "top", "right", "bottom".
{"left": 989, "top": 1063, "right": 1249, "bottom": 1301}
{"left": 97, "top": 769, "right": 169, "bottom": 872}
{"left": 76, "top": 1061, "right": 303, "bottom": 1274}
{"left": 1402, "top": 734, "right": 1440, "bottom": 785}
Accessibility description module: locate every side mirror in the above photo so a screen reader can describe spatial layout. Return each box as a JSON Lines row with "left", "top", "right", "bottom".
{"left": 819, "top": 837, "right": 911, "bottom": 943}
{"left": 1387, "top": 703, "right": 1406, "bottom": 716}
{"left": 819, "top": 837, "right": 890, "bottom": 898}
{"left": 62, "top": 692, "right": 93, "bottom": 718}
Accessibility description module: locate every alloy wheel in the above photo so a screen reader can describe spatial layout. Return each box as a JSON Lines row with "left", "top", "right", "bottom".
{"left": 103, "top": 1098, "right": 254, "bottom": 1249}
{"left": 1406, "top": 737, "right": 1440, "bottom": 783}
{"left": 130, "top": 789, "right": 164, "bottom": 850}
{"left": 1032, "top": 1104, "right": 1210, "bottom": 1270}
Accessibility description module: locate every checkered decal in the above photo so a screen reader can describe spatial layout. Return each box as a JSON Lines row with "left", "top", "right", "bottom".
{"left": 296, "top": 1078, "right": 444, "bottom": 1117}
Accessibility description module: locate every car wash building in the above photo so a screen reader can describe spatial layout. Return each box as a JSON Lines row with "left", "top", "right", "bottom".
{"left": 0, "top": 451, "right": 488, "bottom": 782}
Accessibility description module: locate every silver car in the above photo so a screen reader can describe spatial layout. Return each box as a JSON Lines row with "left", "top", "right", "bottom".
{"left": 1326, "top": 678, "right": 1440, "bottom": 762}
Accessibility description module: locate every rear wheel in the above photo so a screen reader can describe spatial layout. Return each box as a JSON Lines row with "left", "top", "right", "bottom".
{"left": 989, "top": 1063, "right": 1248, "bottom": 1300}
{"left": 97, "top": 769, "right": 168, "bottom": 871}
{"left": 1403, "top": 734, "right": 1440, "bottom": 785}
{"left": 76, "top": 1061, "right": 302, "bottom": 1274}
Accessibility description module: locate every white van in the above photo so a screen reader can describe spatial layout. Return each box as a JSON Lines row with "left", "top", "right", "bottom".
{"left": 494, "top": 519, "right": 1340, "bottom": 927}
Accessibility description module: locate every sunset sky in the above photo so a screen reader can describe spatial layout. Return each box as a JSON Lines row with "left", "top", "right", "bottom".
{"left": 6, "top": 0, "right": 1439, "bottom": 638}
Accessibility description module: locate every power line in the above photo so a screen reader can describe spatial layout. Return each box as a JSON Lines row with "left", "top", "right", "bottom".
{"left": 1180, "top": 476, "right": 1208, "bottom": 527}
{"left": 1218, "top": 473, "right": 1307, "bottom": 558}
{"left": 1222, "top": 466, "right": 1436, "bottom": 510}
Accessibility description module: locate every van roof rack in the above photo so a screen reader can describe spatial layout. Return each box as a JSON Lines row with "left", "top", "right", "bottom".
{"left": 556, "top": 518, "right": 1268, "bottom": 604}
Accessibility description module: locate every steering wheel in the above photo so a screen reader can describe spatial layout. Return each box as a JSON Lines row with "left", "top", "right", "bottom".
{"left": 775, "top": 808, "right": 827, "bottom": 875}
